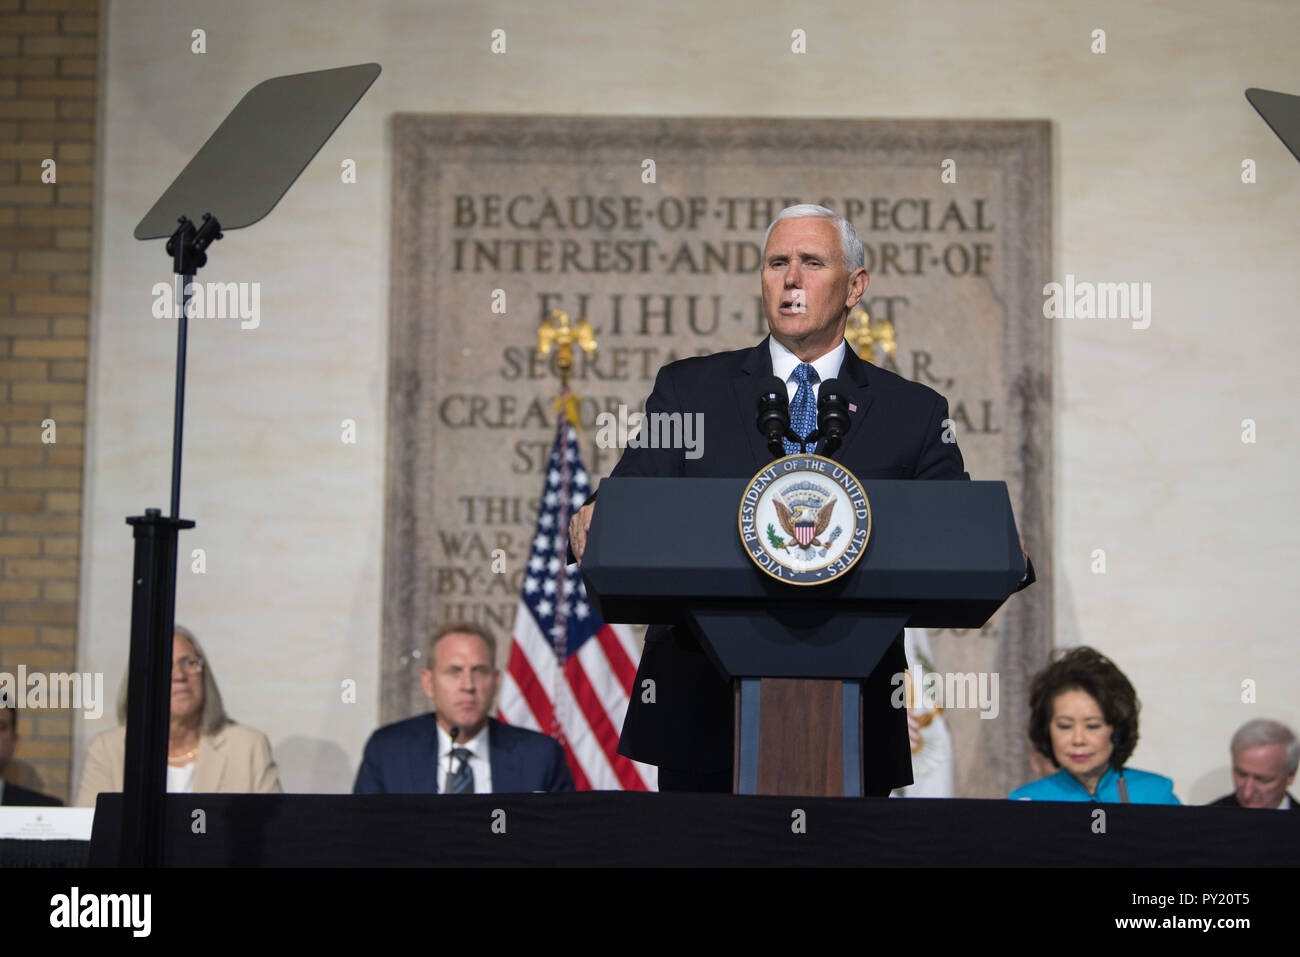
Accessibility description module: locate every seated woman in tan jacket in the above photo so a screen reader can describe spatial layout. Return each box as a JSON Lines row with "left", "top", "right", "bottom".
{"left": 76, "top": 625, "right": 282, "bottom": 806}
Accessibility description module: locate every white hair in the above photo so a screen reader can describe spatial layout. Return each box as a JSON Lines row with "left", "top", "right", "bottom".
{"left": 1231, "top": 718, "right": 1299, "bottom": 774}
{"left": 762, "top": 204, "right": 865, "bottom": 271}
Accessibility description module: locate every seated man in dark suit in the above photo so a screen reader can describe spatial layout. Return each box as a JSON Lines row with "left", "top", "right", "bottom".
{"left": 0, "top": 697, "right": 63, "bottom": 806}
{"left": 1209, "top": 719, "right": 1298, "bottom": 810}
{"left": 354, "top": 622, "right": 574, "bottom": 794}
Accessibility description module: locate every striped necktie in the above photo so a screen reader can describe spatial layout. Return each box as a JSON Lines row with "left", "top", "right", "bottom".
{"left": 445, "top": 747, "right": 474, "bottom": 794}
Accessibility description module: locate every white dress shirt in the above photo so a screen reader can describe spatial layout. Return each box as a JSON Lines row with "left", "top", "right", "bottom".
{"left": 166, "top": 762, "right": 196, "bottom": 794}
{"left": 436, "top": 721, "right": 492, "bottom": 794}
{"left": 769, "top": 336, "right": 847, "bottom": 404}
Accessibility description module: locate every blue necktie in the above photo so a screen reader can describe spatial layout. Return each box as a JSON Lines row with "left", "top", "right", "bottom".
{"left": 445, "top": 747, "right": 474, "bottom": 794}
{"left": 782, "top": 363, "right": 819, "bottom": 456}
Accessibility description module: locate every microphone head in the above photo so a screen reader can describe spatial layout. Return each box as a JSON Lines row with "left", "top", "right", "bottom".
{"left": 449, "top": 724, "right": 460, "bottom": 743}
{"left": 818, "top": 377, "right": 843, "bottom": 395}
{"left": 756, "top": 376, "right": 788, "bottom": 409}
{"left": 817, "top": 378, "right": 851, "bottom": 438}
{"left": 756, "top": 376, "right": 790, "bottom": 446}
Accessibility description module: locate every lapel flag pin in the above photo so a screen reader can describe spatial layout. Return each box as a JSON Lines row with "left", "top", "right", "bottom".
{"left": 849, "top": 402, "right": 857, "bottom": 413}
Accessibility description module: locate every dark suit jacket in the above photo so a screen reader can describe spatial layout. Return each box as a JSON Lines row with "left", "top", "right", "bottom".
{"left": 352, "top": 714, "right": 575, "bottom": 794}
{"left": 601, "top": 337, "right": 1034, "bottom": 793}
{"left": 1, "top": 781, "right": 63, "bottom": 806}
{"left": 1209, "top": 792, "right": 1299, "bottom": 809}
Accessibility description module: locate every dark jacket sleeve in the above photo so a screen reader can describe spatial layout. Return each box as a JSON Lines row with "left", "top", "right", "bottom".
{"left": 352, "top": 732, "right": 386, "bottom": 794}
{"left": 1018, "top": 557, "right": 1037, "bottom": 591}
{"left": 570, "top": 365, "right": 687, "bottom": 563}
{"left": 547, "top": 739, "right": 577, "bottom": 792}
{"left": 2, "top": 783, "right": 63, "bottom": 807}
{"left": 912, "top": 393, "right": 969, "bottom": 481}
{"left": 605, "top": 364, "right": 689, "bottom": 482}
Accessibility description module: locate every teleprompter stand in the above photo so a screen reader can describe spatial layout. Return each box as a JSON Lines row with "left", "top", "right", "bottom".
{"left": 120, "top": 63, "right": 380, "bottom": 866}
{"left": 580, "top": 477, "right": 1026, "bottom": 796}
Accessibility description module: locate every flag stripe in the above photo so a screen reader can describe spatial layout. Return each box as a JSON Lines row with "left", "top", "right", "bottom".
{"left": 577, "top": 634, "right": 631, "bottom": 721}
{"left": 610, "top": 622, "right": 641, "bottom": 669}
{"left": 496, "top": 672, "right": 541, "bottom": 732}
{"left": 574, "top": 637, "right": 654, "bottom": 788}
{"left": 504, "top": 638, "right": 593, "bottom": 791}
{"left": 593, "top": 623, "right": 637, "bottom": 690}
{"left": 502, "top": 414, "right": 653, "bottom": 792}
{"left": 553, "top": 668, "right": 619, "bottom": 789}
{"left": 565, "top": 655, "right": 647, "bottom": 791}
{"left": 503, "top": 638, "right": 558, "bottom": 739}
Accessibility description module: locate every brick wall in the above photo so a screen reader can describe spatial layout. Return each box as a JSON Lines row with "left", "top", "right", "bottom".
{"left": 0, "top": 0, "right": 97, "bottom": 804}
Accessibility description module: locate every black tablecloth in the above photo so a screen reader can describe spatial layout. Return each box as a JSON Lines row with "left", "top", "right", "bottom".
{"left": 85, "top": 792, "right": 1300, "bottom": 867}
{"left": 0, "top": 839, "right": 90, "bottom": 868}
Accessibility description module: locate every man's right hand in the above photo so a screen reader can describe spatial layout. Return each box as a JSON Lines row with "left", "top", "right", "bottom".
{"left": 568, "top": 502, "right": 595, "bottom": 565}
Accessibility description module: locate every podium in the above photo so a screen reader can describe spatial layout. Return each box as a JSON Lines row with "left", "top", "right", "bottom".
{"left": 581, "top": 477, "right": 1026, "bottom": 796}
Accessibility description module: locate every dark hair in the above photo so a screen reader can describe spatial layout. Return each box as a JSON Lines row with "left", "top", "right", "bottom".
{"left": 425, "top": 622, "right": 497, "bottom": 666}
{"left": 1027, "top": 647, "right": 1140, "bottom": 769}
{"left": 0, "top": 691, "right": 14, "bottom": 733}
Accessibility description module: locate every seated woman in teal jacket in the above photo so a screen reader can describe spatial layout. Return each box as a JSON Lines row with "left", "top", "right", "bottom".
{"left": 1009, "top": 647, "right": 1180, "bottom": 805}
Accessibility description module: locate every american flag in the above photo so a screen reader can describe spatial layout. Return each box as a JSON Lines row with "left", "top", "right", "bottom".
{"left": 497, "top": 411, "right": 657, "bottom": 791}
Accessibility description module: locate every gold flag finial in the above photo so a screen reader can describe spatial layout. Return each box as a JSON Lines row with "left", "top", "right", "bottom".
{"left": 538, "top": 308, "right": 597, "bottom": 428}
{"left": 846, "top": 305, "right": 896, "bottom": 365}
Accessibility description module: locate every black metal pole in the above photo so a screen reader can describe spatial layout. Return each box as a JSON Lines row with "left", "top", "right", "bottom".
{"left": 119, "top": 509, "right": 192, "bottom": 867}
{"left": 170, "top": 274, "right": 191, "bottom": 520}
{"left": 119, "top": 222, "right": 206, "bottom": 867}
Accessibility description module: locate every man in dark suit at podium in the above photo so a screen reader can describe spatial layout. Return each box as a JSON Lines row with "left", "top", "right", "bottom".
{"left": 0, "top": 699, "right": 63, "bottom": 806}
{"left": 569, "top": 204, "right": 1032, "bottom": 794}
{"left": 353, "top": 623, "right": 574, "bottom": 794}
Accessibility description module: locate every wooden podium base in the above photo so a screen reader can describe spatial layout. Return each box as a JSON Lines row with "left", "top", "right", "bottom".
{"left": 734, "top": 677, "right": 862, "bottom": 796}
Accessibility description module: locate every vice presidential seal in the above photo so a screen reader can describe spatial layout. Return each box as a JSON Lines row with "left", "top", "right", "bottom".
{"left": 738, "top": 454, "right": 871, "bottom": 585}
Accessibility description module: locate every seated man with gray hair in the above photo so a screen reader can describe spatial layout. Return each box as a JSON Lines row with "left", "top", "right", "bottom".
{"left": 1209, "top": 719, "right": 1298, "bottom": 810}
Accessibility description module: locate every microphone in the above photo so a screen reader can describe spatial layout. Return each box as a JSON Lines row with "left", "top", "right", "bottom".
{"left": 1110, "top": 730, "right": 1129, "bottom": 804}
{"left": 755, "top": 375, "right": 791, "bottom": 459}
{"left": 816, "top": 378, "right": 852, "bottom": 456}
{"left": 445, "top": 724, "right": 460, "bottom": 793}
